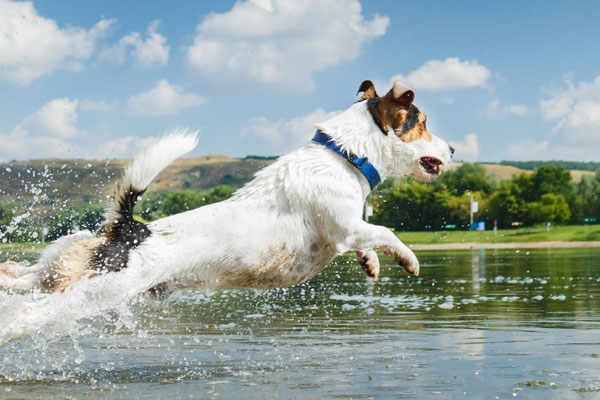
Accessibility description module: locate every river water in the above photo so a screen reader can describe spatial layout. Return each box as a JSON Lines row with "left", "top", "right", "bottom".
{"left": 0, "top": 247, "right": 599, "bottom": 399}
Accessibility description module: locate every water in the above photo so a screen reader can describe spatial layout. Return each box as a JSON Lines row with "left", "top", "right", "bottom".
{"left": 0, "top": 247, "right": 599, "bottom": 399}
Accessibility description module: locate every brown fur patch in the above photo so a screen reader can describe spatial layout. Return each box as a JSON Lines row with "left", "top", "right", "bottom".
{"left": 356, "top": 80, "right": 378, "bottom": 102}
{"left": 54, "top": 236, "right": 105, "bottom": 292}
{"left": 375, "top": 82, "right": 433, "bottom": 143}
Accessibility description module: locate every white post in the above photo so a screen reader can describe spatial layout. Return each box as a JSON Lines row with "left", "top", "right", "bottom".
{"left": 469, "top": 192, "right": 474, "bottom": 228}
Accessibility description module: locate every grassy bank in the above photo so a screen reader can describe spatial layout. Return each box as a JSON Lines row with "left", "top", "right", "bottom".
{"left": 396, "top": 224, "right": 600, "bottom": 244}
{"left": 1, "top": 224, "right": 599, "bottom": 256}
{"left": 0, "top": 241, "right": 48, "bottom": 254}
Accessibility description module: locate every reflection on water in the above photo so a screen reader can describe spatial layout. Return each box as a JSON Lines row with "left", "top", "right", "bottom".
{"left": 1, "top": 248, "right": 599, "bottom": 399}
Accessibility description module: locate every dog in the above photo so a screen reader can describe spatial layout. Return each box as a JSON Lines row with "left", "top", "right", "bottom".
{"left": 0, "top": 80, "right": 453, "bottom": 298}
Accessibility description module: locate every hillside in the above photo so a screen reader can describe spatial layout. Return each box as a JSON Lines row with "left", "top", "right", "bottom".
{"left": 448, "top": 162, "right": 593, "bottom": 182}
{"left": 0, "top": 155, "right": 272, "bottom": 206}
{"left": 0, "top": 157, "right": 594, "bottom": 207}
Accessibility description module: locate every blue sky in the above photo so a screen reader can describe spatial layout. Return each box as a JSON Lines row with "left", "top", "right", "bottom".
{"left": 0, "top": 0, "right": 599, "bottom": 162}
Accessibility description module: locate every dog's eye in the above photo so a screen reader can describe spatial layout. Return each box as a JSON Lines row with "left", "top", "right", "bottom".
{"left": 423, "top": 120, "right": 427, "bottom": 129}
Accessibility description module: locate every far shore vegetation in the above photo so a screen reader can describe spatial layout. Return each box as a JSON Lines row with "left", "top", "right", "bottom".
{"left": 1, "top": 162, "right": 599, "bottom": 246}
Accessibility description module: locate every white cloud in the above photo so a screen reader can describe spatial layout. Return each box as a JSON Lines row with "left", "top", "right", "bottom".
{"left": 185, "top": 0, "right": 388, "bottom": 88}
{"left": 242, "top": 108, "right": 341, "bottom": 152}
{"left": 93, "top": 136, "right": 157, "bottom": 160}
{"left": 506, "top": 140, "right": 550, "bottom": 160}
{"left": 449, "top": 133, "right": 479, "bottom": 162}
{"left": 506, "top": 104, "right": 529, "bottom": 117}
{"left": 99, "top": 20, "right": 169, "bottom": 67}
{"left": 0, "top": 98, "right": 168, "bottom": 161}
{"left": 485, "top": 99, "right": 529, "bottom": 118}
{"left": 0, "top": 98, "right": 87, "bottom": 160}
{"left": 391, "top": 58, "right": 490, "bottom": 92}
{"left": 539, "top": 75, "right": 600, "bottom": 142}
{"left": 79, "top": 99, "right": 112, "bottom": 112}
{"left": 0, "top": 0, "right": 113, "bottom": 83}
{"left": 17, "top": 98, "right": 85, "bottom": 139}
{"left": 126, "top": 80, "right": 205, "bottom": 116}
{"left": 505, "top": 139, "right": 595, "bottom": 161}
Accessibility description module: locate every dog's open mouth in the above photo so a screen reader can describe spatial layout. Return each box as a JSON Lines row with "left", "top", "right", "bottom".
{"left": 419, "top": 157, "right": 443, "bottom": 175}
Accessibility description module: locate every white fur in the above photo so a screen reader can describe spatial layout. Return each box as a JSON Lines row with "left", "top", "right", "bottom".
{"left": 0, "top": 98, "right": 453, "bottom": 344}
{"left": 127, "top": 100, "right": 453, "bottom": 291}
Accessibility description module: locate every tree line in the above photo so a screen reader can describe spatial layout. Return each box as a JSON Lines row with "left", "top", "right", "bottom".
{"left": 370, "top": 163, "right": 600, "bottom": 231}
{"left": 1, "top": 164, "right": 599, "bottom": 242}
{"left": 497, "top": 160, "right": 600, "bottom": 172}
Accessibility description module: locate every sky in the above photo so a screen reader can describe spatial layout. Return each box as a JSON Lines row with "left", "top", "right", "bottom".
{"left": 0, "top": 0, "right": 599, "bottom": 162}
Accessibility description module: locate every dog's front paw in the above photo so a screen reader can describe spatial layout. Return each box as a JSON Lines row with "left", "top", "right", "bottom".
{"left": 395, "top": 250, "right": 420, "bottom": 276}
{"left": 356, "top": 250, "right": 380, "bottom": 280}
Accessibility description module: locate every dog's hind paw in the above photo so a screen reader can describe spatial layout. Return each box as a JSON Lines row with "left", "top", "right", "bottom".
{"left": 356, "top": 250, "right": 380, "bottom": 280}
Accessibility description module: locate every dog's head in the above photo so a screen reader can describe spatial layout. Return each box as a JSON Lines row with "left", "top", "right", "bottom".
{"left": 358, "top": 80, "right": 454, "bottom": 182}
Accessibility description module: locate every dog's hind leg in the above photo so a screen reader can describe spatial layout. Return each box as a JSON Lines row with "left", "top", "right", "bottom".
{"left": 356, "top": 250, "right": 379, "bottom": 280}
{"left": 0, "top": 260, "right": 42, "bottom": 291}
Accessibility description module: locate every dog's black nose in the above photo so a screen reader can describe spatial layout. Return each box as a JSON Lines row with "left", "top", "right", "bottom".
{"left": 449, "top": 145, "right": 455, "bottom": 155}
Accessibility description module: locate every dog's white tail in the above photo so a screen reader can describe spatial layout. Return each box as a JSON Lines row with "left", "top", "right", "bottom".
{"left": 105, "top": 130, "right": 199, "bottom": 224}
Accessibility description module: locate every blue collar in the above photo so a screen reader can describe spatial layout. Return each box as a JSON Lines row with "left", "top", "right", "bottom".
{"left": 312, "top": 130, "right": 381, "bottom": 190}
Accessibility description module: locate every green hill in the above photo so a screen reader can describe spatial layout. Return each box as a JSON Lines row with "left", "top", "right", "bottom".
{"left": 0, "top": 155, "right": 273, "bottom": 206}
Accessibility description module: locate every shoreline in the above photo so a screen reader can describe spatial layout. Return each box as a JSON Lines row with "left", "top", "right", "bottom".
{"left": 410, "top": 241, "right": 600, "bottom": 251}
{"left": 2, "top": 240, "right": 600, "bottom": 256}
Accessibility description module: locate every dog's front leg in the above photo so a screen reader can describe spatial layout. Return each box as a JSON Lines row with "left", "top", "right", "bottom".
{"left": 356, "top": 250, "right": 380, "bottom": 279}
{"left": 345, "top": 222, "right": 419, "bottom": 276}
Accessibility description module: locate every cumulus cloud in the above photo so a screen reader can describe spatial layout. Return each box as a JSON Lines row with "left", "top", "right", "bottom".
{"left": 506, "top": 104, "right": 529, "bottom": 117}
{"left": 93, "top": 136, "right": 157, "bottom": 160}
{"left": 485, "top": 99, "right": 529, "bottom": 118}
{"left": 99, "top": 20, "right": 169, "bottom": 67}
{"left": 186, "top": 0, "right": 388, "bottom": 88}
{"left": 449, "top": 133, "right": 479, "bottom": 162}
{"left": 0, "top": 0, "right": 113, "bottom": 83}
{"left": 0, "top": 98, "right": 87, "bottom": 160}
{"left": 18, "top": 98, "right": 85, "bottom": 139}
{"left": 539, "top": 75, "right": 600, "bottom": 143}
{"left": 391, "top": 58, "right": 490, "bottom": 92}
{"left": 0, "top": 97, "right": 170, "bottom": 161}
{"left": 505, "top": 139, "right": 594, "bottom": 161}
{"left": 79, "top": 99, "right": 112, "bottom": 112}
{"left": 505, "top": 140, "right": 550, "bottom": 160}
{"left": 242, "top": 108, "right": 341, "bottom": 152}
{"left": 126, "top": 80, "right": 205, "bottom": 116}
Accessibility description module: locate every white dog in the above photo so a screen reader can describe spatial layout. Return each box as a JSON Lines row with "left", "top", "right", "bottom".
{"left": 0, "top": 80, "right": 453, "bottom": 298}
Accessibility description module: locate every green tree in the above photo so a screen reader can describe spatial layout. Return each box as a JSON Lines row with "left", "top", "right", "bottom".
{"left": 74, "top": 203, "right": 106, "bottom": 232}
{"left": 529, "top": 165, "right": 573, "bottom": 199}
{"left": 154, "top": 185, "right": 237, "bottom": 218}
{"left": 45, "top": 210, "right": 77, "bottom": 241}
{"left": 575, "top": 172, "right": 600, "bottom": 221}
{"left": 529, "top": 193, "right": 571, "bottom": 223}
{"left": 435, "top": 163, "right": 495, "bottom": 195}
{"left": 203, "top": 185, "right": 237, "bottom": 204}
{"left": 0, "top": 202, "right": 13, "bottom": 227}
{"left": 44, "top": 203, "right": 107, "bottom": 241}
{"left": 162, "top": 190, "right": 206, "bottom": 216}
{"left": 134, "top": 190, "right": 171, "bottom": 221}
{"left": 487, "top": 181, "right": 522, "bottom": 227}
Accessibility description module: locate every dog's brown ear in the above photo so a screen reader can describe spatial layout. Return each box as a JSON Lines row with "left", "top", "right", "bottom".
{"left": 356, "top": 80, "right": 378, "bottom": 101}
{"left": 386, "top": 81, "right": 414, "bottom": 108}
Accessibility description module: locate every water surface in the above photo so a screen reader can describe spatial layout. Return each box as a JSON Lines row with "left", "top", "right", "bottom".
{"left": 1, "top": 247, "right": 599, "bottom": 399}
